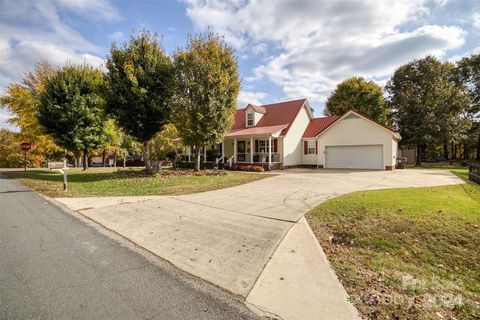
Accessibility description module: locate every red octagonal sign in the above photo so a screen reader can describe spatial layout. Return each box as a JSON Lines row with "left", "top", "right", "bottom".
{"left": 20, "top": 142, "right": 32, "bottom": 152}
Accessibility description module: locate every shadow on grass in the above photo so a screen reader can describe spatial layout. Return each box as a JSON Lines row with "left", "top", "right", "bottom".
{"left": 5, "top": 170, "right": 139, "bottom": 183}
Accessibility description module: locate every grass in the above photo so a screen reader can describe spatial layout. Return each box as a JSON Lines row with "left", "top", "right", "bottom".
{"left": 4, "top": 168, "right": 270, "bottom": 197}
{"left": 306, "top": 168, "right": 480, "bottom": 319}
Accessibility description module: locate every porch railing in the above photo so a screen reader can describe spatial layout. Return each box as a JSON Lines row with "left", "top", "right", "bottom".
{"left": 235, "top": 152, "right": 280, "bottom": 163}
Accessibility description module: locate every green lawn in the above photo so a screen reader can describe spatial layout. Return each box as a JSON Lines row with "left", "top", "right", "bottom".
{"left": 307, "top": 169, "right": 480, "bottom": 320}
{"left": 4, "top": 168, "right": 269, "bottom": 197}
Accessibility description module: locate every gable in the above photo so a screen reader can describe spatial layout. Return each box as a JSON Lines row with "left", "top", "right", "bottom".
{"left": 319, "top": 111, "right": 400, "bottom": 140}
{"left": 231, "top": 99, "right": 309, "bottom": 136}
{"left": 308, "top": 110, "right": 400, "bottom": 140}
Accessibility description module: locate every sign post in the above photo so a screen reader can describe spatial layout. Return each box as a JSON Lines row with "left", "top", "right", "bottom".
{"left": 19, "top": 142, "right": 32, "bottom": 171}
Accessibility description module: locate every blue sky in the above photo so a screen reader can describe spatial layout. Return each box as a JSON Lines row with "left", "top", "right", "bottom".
{"left": 1, "top": 0, "right": 480, "bottom": 129}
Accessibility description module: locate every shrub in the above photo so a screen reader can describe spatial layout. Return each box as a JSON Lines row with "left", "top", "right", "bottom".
{"left": 228, "top": 164, "right": 265, "bottom": 172}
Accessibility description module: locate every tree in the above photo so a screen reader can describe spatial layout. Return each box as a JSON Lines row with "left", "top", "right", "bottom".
{"left": 457, "top": 53, "right": 480, "bottom": 161}
{"left": 105, "top": 29, "right": 173, "bottom": 172}
{"left": 148, "top": 123, "right": 181, "bottom": 167}
{"left": 0, "top": 61, "right": 63, "bottom": 167}
{"left": 101, "top": 118, "right": 126, "bottom": 167}
{"left": 172, "top": 33, "right": 240, "bottom": 171}
{"left": 120, "top": 133, "right": 143, "bottom": 167}
{"left": 0, "top": 129, "right": 23, "bottom": 167}
{"left": 38, "top": 64, "right": 108, "bottom": 170}
{"left": 386, "top": 56, "right": 472, "bottom": 165}
{"left": 325, "top": 76, "right": 390, "bottom": 124}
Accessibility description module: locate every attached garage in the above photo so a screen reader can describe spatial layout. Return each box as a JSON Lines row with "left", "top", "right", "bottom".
{"left": 325, "top": 145, "right": 384, "bottom": 170}
{"left": 302, "top": 110, "right": 401, "bottom": 170}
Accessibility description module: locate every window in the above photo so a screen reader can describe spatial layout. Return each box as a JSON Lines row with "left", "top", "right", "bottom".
{"left": 258, "top": 140, "right": 274, "bottom": 153}
{"left": 259, "top": 140, "right": 266, "bottom": 153}
{"left": 247, "top": 113, "right": 254, "bottom": 126}
{"left": 307, "top": 140, "right": 316, "bottom": 154}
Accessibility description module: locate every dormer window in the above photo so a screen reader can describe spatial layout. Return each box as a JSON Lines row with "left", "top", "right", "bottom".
{"left": 247, "top": 113, "right": 254, "bottom": 127}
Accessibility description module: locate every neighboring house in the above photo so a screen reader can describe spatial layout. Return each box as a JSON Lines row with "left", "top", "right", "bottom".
{"left": 183, "top": 98, "right": 401, "bottom": 170}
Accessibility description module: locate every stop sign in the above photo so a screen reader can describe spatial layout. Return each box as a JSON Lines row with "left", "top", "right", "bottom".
{"left": 20, "top": 142, "right": 32, "bottom": 151}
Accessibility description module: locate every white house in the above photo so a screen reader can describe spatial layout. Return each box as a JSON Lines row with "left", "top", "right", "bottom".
{"left": 183, "top": 98, "right": 401, "bottom": 170}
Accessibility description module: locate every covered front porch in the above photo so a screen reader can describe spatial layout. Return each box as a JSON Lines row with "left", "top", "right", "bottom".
{"left": 182, "top": 124, "right": 285, "bottom": 169}
{"left": 183, "top": 136, "right": 282, "bottom": 165}
{"left": 223, "top": 136, "right": 281, "bottom": 166}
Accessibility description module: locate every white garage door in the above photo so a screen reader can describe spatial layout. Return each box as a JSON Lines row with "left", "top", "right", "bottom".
{"left": 325, "top": 145, "right": 383, "bottom": 170}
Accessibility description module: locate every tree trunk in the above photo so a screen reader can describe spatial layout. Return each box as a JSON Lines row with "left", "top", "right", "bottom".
{"left": 102, "top": 149, "right": 106, "bottom": 167}
{"left": 452, "top": 143, "right": 457, "bottom": 160}
{"left": 113, "top": 150, "right": 117, "bottom": 167}
{"left": 83, "top": 149, "right": 88, "bottom": 171}
{"left": 443, "top": 139, "right": 448, "bottom": 160}
{"left": 123, "top": 156, "right": 126, "bottom": 168}
{"left": 143, "top": 141, "right": 151, "bottom": 172}
{"left": 416, "top": 143, "right": 422, "bottom": 166}
{"left": 194, "top": 145, "right": 201, "bottom": 171}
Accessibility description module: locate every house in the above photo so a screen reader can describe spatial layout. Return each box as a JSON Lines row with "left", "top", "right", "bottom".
{"left": 183, "top": 98, "right": 401, "bottom": 170}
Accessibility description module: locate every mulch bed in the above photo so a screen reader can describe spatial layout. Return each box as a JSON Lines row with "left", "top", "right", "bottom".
{"left": 114, "top": 169, "right": 226, "bottom": 177}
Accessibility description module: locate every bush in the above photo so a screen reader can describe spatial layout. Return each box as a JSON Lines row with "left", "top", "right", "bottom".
{"left": 228, "top": 164, "right": 265, "bottom": 172}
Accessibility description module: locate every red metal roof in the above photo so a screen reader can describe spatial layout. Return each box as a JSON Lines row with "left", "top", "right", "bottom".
{"left": 231, "top": 98, "right": 307, "bottom": 136}
{"left": 226, "top": 124, "right": 288, "bottom": 137}
{"left": 302, "top": 116, "right": 340, "bottom": 138}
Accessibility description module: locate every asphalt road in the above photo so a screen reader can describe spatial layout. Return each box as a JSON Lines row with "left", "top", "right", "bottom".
{"left": 0, "top": 174, "right": 261, "bottom": 320}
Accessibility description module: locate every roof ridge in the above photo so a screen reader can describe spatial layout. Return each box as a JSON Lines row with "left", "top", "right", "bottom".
{"left": 311, "top": 115, "right": 340, "bottom": 120}
{"left": 260, "top": 98, "right": 306, "bottom": 107}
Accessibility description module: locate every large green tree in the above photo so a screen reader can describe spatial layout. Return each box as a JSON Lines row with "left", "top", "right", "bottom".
{"left": 172, "top": 33, "right": 240, "bottom": 171}
{"left": 457, "top": 53, "right": 480, "bottom": 160}
{"left": 325, "top": 76, "right": 390, "bottom": 124}
{"left": 386, "top": 56, "right": 471, "bottom": 165}
{"left": 0, "top": 61, "right": 64, "bottom": 167}
{"left": 105, "top": 29, "right": 173, "bottom": 171}
{"left": 38, "top": 64, "right": 108, "bottom": 170}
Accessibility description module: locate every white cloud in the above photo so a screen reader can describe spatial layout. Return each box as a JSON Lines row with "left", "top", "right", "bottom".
{"left": 0, "top": 111, "right": 17, "bottom": 131}
{"left": 54, "top": 0, "right": 121, "bottom": 22}
{"left": 0, "top": 1, "right": 108, "bottom": 86}
{"left": 237, "top": 91, "right": 267, "bottom": 107}
{"left": 184, "top": 0, "right": 467, "bottom": 104}
{"left": 473, "top": 12, "right": 480, "bottom": 29}
{"left": 108, "top": 31, "right": 125, "bottom": 42}
{"left": 0, "top": 0, "right": 113, "bottom": 128}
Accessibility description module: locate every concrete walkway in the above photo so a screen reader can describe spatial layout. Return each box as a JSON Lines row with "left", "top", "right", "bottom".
{"left": 56, "top": 169, "right": 463, "bottom": 319}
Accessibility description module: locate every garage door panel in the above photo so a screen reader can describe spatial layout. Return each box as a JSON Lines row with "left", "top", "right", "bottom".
{"left": 325, "top": 145, "right": 383, "bottom": 170}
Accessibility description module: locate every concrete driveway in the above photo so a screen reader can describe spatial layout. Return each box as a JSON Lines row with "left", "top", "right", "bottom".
{"left": 56, "top": 169, "right": 463, "bottom": 319}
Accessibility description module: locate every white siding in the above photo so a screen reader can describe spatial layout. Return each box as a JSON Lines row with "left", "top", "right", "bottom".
{"left": 302, "top": 140, "right": 318, "bottom": 165}
{"left": 392, "top": 139, "right": 398, "bottom": 165}
{"left": 283, "top": 105, "right": 311, "bottom": 166}
{"left": 254, "top": 112, "right": 263, "bottom": 125}
{"left": 245, "top": 106, "right": 264, "bottom": 126}
{"left": 317, "top": 116, "right": 397, "bottom": 169}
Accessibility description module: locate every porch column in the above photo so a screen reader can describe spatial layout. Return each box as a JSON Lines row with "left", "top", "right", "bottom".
{"left": 187, "top": 146, "right": 191, "bottom": 162}
{"left": 250, "top": 137, "right": 254, "bottom": 163}
{"left": 233, "top": 139, "right": 237, "bottom": 164}
{"left": 203, "top": 146, "right": 207, "bottom": 162}
{"left": 268, "top": 136, "right": 272, "bottom": 167}
{"left": 222, "top": 140, "right": 225, "bottom": 163}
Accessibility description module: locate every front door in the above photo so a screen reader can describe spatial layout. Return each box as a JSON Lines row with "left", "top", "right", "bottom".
{"left": 237, "top": 141, "right": 246, "bottom": 162}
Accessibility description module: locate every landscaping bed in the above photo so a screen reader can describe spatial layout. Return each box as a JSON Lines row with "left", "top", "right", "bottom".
{"left": 306, "top": 169, "right": 480, "bottom": 319}
{"left": 4, "top": 168, "right": 269, "bottom": 197}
